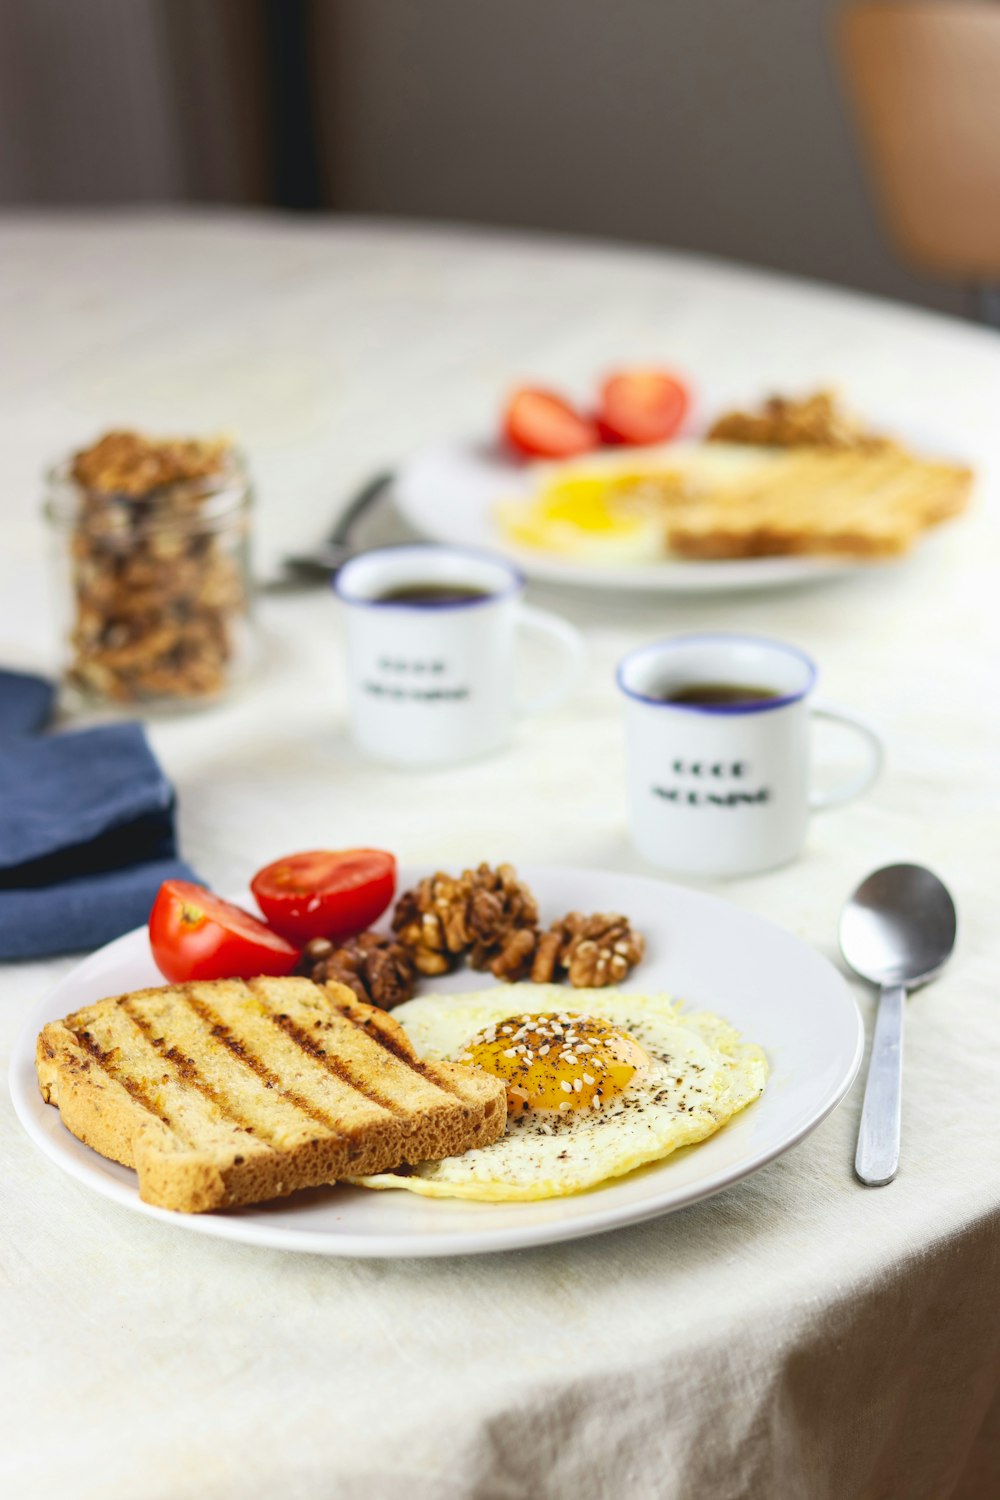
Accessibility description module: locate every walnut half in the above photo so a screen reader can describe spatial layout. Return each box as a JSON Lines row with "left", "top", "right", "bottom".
{"left": 475, "top": 923, "right": 538, "bottom": 983}
{"left": 299, "top": 932, "right": 416, "bottom": 1010}
{"left": 706, "top": 390, "right": 887, "bottom": 452}
{"left": 392, "top": 862, "right": 539, "bottom": 977}
{"left": 531, "top": 912, "right": 645, "bottom": 988}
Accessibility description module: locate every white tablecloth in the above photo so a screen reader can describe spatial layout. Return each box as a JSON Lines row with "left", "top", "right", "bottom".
{"left": 2, "top": 212, "right": 1000, "bottom": 1500}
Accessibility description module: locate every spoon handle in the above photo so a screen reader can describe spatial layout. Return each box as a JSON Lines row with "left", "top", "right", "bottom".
{"left": 855, "top": 983, "right": 905, "bottom": 1186}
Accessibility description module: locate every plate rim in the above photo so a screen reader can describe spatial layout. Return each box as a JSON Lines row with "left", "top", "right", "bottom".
{"left": 8, "top": 866, "right": 864, "bottom": 1258}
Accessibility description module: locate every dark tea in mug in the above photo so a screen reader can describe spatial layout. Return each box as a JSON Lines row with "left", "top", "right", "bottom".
{"left": 653, "top": 682, "right": 781, "bottom": 707}
{"left": 376, "top": 583, "right": 492, "bottom": 605}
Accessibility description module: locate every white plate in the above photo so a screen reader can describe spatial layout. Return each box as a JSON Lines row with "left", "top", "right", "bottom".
{"left": 9, "top": 867, "right": 863, "bottom": 1257}
{"left": 393, "top": 440, "right": 862, "bottom": 593}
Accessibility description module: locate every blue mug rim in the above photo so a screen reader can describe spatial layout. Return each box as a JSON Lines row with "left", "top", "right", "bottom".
{"left": 615, "top": 632, "right": 818, "bottom": 715}
{"left": 333, "top": 542, "right": 524, "bottom": 611}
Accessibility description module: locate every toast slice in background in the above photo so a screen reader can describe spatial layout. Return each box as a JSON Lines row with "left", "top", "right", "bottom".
{"left": 667, "top": 449, "right": 972, "bottom": 560}
{"left": 36, "top": 976, "right": 506, "bottom": 1213}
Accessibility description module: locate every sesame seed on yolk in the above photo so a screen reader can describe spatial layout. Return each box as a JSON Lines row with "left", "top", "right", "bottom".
{"left": 461, "top": 1013, "right": 650, "bottom": 1115}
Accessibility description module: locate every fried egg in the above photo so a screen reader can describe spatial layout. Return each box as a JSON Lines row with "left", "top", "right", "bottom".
{"left": 495, "top": 471, "right": 671, "bottom": 562}
{"left": 493, "top": 444, "right": 780, "bottom": 564}
{"left": 353, "top": 985, "right": 768, "bottom": 1201}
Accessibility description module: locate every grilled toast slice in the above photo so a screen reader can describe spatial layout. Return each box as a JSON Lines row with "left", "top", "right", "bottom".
{"left": 36, "top": 976, "right": 507, "bottom": 1213}
{"left": 667, "top": 448, "right": 972, "bottom": 560}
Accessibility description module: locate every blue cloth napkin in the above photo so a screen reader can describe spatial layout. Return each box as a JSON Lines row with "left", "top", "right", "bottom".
{"left": 0, "top": 673, "right": 199, "bottom": 960}
{"left": 0, "top": 667, "right": 55, "bottom": 736}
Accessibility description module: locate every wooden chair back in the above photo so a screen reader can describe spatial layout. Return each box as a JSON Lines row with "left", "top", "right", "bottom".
{"left": 837, "top": 2, "right": 1000, "bottom": 281}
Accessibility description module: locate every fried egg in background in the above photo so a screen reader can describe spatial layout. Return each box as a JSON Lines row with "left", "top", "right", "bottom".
{"left": 494, "top": 471, "right": 671, "bottom": 563}
{"left": 353, "top": 986, "right": 768, "bottom": 1202}
{"left": 493, "top": 443, "right": 778, "bottom": 564}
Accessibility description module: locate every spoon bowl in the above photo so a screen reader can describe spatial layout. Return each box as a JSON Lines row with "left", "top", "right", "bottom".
{"left": 840, "top": 862, "right": 957, "bottom": 989}
{"left": 839, "top": 862, "right": 957, "bottom": 1187}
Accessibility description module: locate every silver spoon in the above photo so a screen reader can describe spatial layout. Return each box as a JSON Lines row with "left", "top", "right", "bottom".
{"left": 840, "top": 863, "right": 957, "bottom": 1186}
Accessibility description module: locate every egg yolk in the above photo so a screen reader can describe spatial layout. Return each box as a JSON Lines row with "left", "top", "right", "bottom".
{"left": 459, "top": 1012, "right": 650, "bottom": 1115}
{"left": 537, "top": 475, "right": 659, "bottom": 534}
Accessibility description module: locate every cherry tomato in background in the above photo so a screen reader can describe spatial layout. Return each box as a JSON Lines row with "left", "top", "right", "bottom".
{"left": 596, "top": 368, "right": 691, "bottom": 446}
{"left": 502, "top": 387, "right": 600, "bottom": 459}
{"left": 251, "top": 849, "right": 396, "bottom": 945}
{"left": 149, "top": 881, "right": 299, "bottom": 984}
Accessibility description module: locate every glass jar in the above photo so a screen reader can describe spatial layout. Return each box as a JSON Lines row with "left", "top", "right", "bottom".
{"left": 44, "top": 434, "right": 254, "bottom": 710}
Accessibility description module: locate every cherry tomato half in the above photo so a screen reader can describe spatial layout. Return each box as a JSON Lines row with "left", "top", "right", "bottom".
{"left": 250, "top": 849, "right": 397, "bottom": 945}
{"left": 596, "top": 368, "right": 691, "bottom": 446}
{"left": 149, "top": 880, "right": 299, "bottom": 984}
{"left": 502, "top": 387, "right": 600, "bottom": 460}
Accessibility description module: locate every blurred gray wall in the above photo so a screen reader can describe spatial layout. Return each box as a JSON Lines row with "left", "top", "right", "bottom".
{"left": 0, "top": 0, "right": 267, "bottom": 205}
{"left": 0, "top": 0, "right": 966, "bottom": 316}
{"left": 316, "top": 0, "right": 963, "bottom": 316}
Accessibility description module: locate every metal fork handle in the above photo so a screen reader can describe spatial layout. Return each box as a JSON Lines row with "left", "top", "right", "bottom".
{"left": 265, "top": 470, "right": 396, "bottom": 591}
{"left": 325, "top": 469, "right": 395, "bottom": 548}
{"left": 854, "top": 982, "right": 905, "bottom": 1186}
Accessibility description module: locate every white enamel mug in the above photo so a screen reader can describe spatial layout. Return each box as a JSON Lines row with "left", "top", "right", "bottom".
{"left": 617, "top": 633, "right": 883, "bottom": 877}
{"left": 335, "top": 544, "right": 586, "bottom": 767}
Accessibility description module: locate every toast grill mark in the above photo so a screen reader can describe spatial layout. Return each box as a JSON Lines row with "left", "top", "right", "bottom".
{"left": 266, "top": 1008, "right": 408, "bottom": 1117}
{"left": 180, "top": 992, "right": 361, "bottom": 1134}
{"left": 121, "top": 999, "right": 274, "bottom": 1143}
{"left": 339, "top": 1004, "right": 465, "bottom": 1100}
{"left": 69, "top": 1026, "right": 174, "bottom": 1129}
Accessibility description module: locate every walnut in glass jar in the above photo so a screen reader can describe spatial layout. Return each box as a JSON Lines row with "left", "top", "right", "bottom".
{"left": 45, "top": 429, "right": 253, "bottom": 707}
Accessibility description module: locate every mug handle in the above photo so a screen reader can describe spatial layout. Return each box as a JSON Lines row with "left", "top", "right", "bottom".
{"left": 514, "top": 603, "right": 587, "bottom": 716}
{"left": 808, "top": 698, "right": 884, "bottom": 811}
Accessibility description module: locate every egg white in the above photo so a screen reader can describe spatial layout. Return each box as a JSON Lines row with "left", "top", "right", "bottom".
{"left": 494, "top": 486, "right": 667, "bottom": 563}
{"left": 353, "top": 985, "right": 768, "bottom": 1202}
